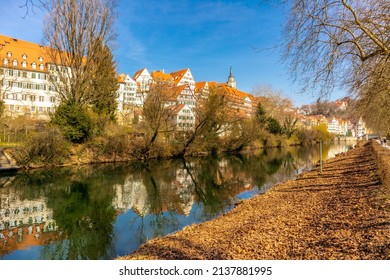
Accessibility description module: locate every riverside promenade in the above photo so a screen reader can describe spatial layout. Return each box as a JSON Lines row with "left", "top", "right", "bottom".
{"left": 119, "top": 141, "right": 389, "bottom": 260}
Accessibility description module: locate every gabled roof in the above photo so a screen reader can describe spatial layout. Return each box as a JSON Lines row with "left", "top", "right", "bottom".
{"left": 0, "top": 34, "right": 52, "bottom": 73}
{"left": 170, "top": 68, "right": 188, "bottom": 80}
{"left": 160, "top": 84, "right": 187, "bottom": 101}
{"left": 165, "top": 103, "right": 187, "bottom": 115}
{"left": 170, "top": 68, "right": 192, "bottom": 86}
{"left": 133, "top": 68, "right": 149, "bottom": 80}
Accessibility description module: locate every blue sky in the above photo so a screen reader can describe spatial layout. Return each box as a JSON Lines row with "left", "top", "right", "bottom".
{"left": 0, "top": 0, "right": 346, "bottom": 106}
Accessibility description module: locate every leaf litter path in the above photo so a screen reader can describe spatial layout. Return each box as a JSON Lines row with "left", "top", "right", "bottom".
{"left": 119, "top": 142, "right": 389, "bottom": 260}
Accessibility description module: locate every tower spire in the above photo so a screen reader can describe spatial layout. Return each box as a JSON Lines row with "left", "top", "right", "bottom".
{"left": 227, "top": 66, "right": 236, "bottom": 89}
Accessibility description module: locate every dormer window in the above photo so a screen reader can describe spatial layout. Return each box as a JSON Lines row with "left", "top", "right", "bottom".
{"left": 22, "top": 54, "right": 27, "bottom": 60}
{"left": 3, "top": 58, "right": 8, "bottom": 65}
{"left": 7, "top": 51, "right": 12, "bottom": 57}
{"left": 39, "top": 64, "right": 44, "bottom": 70}
{"left": 22, "top": 61, "right": 27, "bottom": 68}
{"left": 13, "top": 59, "right": 18, "bottom": 67}
{"left": 32, "top": 62, "right": 37, "bottom": 69}
{"left": 39, "top": 56, "right": 43, "bottom": 62}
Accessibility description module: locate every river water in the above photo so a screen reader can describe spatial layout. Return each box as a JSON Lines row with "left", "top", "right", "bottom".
{"left": 0, "top": 142, "right": 354, "bottom": 260}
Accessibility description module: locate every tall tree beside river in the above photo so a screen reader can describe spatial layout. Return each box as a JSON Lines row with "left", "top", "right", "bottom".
{"left": 43, "top": 0, "right": 118, "bottom": 141}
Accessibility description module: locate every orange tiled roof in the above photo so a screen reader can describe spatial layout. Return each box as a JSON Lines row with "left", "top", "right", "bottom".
{"left": 170, "top": 68, "right": 188, "bottom": 85}
{"left": 195, "top": 81, "right": 207, "bottom": 92}
{"left": 151, "top": 70, "right": 173, "bottom": 83}
{"left": 0, "top": 34, "right": 53, "bottom": 73}
{"left": 165, "top": 103, "right": 187, "bottom": 115}
{"left": 160, "top": 84, "right": 187, "bottom": 101}
{"left": 217, "top": 83, "right": 254, "bottom": 102}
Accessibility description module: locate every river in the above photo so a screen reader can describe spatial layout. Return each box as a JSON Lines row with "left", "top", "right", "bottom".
{"left": 0, "top": 142, "right": 354, "bottom": 260}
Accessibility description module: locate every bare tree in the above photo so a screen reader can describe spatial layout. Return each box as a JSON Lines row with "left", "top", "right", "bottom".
{"left": 132, "top": 84, "right": 179, "bottom": 160}
{"left": 177, "top": 86, "right": 228, "bottom": 156}
{"left": 18, "top": 0, "right": 47, "bottom": 18}
{"left": 283, "top": 0, "right": 390, "bottom": 96}
{"left": 43, "top": 0, "right": 118, "bottom": 107}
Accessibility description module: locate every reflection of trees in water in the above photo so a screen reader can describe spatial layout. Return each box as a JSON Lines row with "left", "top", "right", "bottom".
{"left": 4, "top": 166, "right": 121, "bottom": 260}
{"left": 44, "top": 181, "right": 117, "bottom": 259}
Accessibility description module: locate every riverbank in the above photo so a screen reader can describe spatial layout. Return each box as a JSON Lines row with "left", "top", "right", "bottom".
{"left": 118, "top": 140, "right": 389, "bottom": 260}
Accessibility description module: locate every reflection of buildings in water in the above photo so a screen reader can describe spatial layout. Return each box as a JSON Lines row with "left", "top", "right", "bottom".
{"left": 112, "top": 170, "right": 195, "bottom": 217}
{"left": 0, "top": 191, "right": 58, "bottom": 256}
{"left": 112, "top": 174, "right": 150, "bottom": 216}
{"left": 174, "top": 169, "right": 195, "bottom": 216}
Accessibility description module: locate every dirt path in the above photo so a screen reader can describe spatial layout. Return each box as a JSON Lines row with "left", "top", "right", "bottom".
{"left": 119, "top": 141, "right": 389, "bottom": 260}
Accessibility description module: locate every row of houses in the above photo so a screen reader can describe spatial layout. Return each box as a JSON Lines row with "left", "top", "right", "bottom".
{"left": 298, "top": 114, "right": 370, "bottom": 138}
{"left": 0, "top": 34, "right": 257, "bottom": 131}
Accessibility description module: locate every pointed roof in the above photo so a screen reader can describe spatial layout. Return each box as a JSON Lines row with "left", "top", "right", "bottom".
{"left": 133, "top": 68, "right": 148, "bottom": 80}
{"left": 170, "top": 68, "right": 193, "bottom": 86}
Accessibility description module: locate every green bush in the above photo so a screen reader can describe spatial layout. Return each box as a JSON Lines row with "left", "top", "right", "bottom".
{"left": 51, "top": 102, "right": 94, "bottom": 143}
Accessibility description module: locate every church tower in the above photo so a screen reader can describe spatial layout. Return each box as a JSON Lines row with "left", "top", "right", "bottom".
{"left": 227, "top": 66, "right": 236, "bottom": 89}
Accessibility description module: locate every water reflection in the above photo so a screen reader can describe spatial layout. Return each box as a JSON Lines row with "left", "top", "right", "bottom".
{"left": 0, "top": 143, "right": 353, "bottom": 259}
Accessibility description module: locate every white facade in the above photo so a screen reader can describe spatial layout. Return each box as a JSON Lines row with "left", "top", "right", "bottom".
{"left": 168, "top": 104, "right": 195, "bottom": 131}
{"left": 176, "top": 84, "right": 196, "bottom": 109}
{"left": 116, "top": 74, "right": 138, "bottom": 110}
{"left": 1, "top": 66, "right": 59, "bottom": 119}
{"left": 133, "top": 68, "right": 152, "bottom": 95}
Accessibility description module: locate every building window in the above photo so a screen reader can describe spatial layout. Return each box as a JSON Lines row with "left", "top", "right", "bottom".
{"left": 47, "top": 107, "right": 51, "bottom": 113}
{"left": 39, "top": 96, "right": 44, "bottom": 102}
{"left": 7, "top": 51, "right": 12, "bottom": 57}
{"left": 3, "top": 58, "right": 8, "bottom": 65}
{"left": 32, "top": 62, "right": 37, "bottom": 69}
{"left": 10, "top": 105, "right": 15, "bottom": 111}
{"left": 22, "top": 71, "right": 27, "bottom": 78}
{"left": 39, "top": 56, "right": 43, "bottom": 62}
{"left": 22, "top": 54, "right": 27, "bottom": 60}
{"left": 13, "top": 59, "right": 18, "bottom": 67}
{"left": 31, "top": 95, "right": 36, "bottom": 102}
{"left": 31, "top": 106, "right": 36, "bottom": 112}
{"left": 39, "top": 107, "right": 44, "bottom": 112}
{"left": 40, "top": 64, "right": 44, "bottom": 70}
{"left": 50, "top": 96, "right": 56, "bottom": 103}
{"left": 22, "top": 94, "right": 27, "bottom": 101}
{"left": 22, "top": 61, "right": 27, "bottom": 68}
{"left": 31, "top": 72, "right": 36, "bottom": 79}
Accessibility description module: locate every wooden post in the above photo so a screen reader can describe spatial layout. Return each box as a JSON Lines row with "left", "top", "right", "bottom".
{"left": 320, "top": 139, "right": 323, "bottom": 174}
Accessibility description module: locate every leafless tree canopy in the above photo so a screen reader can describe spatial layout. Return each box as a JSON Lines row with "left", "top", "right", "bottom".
{"left": 44, "top": 0, "right": 118, "bottom": 106}
{"left": 284, "top": 0, "right": 389, "bottom": 95}
{"left": 283, "top": 0, "right": 390, "bottom": 133}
